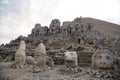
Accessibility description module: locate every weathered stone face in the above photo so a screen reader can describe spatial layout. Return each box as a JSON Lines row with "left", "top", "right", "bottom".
{"left": 92, "top": 49, "right": 115, "bottom": 69}
{"left": 64, "top": 51, "right": 78, "bottom": 67}
{"left": 14, "top": 40, "right": 26, "bottom": 69}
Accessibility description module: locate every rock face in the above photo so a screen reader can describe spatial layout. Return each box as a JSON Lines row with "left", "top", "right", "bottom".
{"left": 64, "top": 51, "right": 78, "bottom": 67}
{"left": 61, "top": 17, "right": 84, "bottom": 35}
{"left": 83, "top": 25, "right": 108, "bottom": 49}
{"left": 61, "top": 21, "right": 71, "bottom": 34}
{"left": 32, "top": 23, "right": 42, "bottom": 36}
{"left": 92, "top": 49, "right": 115, "bottom": 69}
{"left": 14, "top": 40, "right": 26, "bottom": 69}
{"left": 49, "top": 19, "right": 61, "bottom": 35}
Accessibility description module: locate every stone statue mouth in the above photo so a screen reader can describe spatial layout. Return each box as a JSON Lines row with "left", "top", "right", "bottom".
{"left": 98, "top": 64, "right": 111, "bottom": 69}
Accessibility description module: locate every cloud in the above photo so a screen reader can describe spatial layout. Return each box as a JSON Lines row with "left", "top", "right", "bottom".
{"left": 0, "top": 0, "right": 58, "bottom": 44}
{"left": 0, "top": 0, "right": 120, "bottom": 45}
{"left": 53, "top": 0, "right": 120, "bottom": 23}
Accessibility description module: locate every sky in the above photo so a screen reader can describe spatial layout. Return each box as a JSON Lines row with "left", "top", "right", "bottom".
{"left": 0, "top": 0, "right": 120, "bottom": 45}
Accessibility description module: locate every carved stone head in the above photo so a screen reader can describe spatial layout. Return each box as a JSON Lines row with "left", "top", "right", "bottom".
{"left": 64, "top": 51, "right": 78, "bottom": 67}
{"left": 92, "top": 49, "right": 115, "bottom": 69}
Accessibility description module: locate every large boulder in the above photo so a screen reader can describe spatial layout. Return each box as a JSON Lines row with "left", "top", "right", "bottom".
{"left": 92, "top": 49, "right": 115, "bottom": 69}
{"left": 26, "top": 56, "right": 34, "bottom": 65}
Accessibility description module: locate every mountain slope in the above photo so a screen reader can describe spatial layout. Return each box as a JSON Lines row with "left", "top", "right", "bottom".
{"left": 82, "top": 17, "right": 120, "bottom": 37}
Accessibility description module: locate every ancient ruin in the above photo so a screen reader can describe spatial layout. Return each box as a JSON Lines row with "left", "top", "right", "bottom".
{"left": 64, "top": 51, "right": 78, "bottom": 67}
{"left": 0, "top": 17, "right": 120, "bottom": 80}
{"left": 13, "top": 40, "right": 26, "bottom": 69}
{"left": 32, "top": 43, "right": 54, "bottom": 72}
{"left": 32, "top": 43, "right": 47, "bottom": 72}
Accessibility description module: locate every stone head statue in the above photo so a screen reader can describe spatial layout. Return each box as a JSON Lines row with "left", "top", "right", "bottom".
{"left": 64, "top": 51, "right": 78, "bottom": 67}
{"left": 92, "top": 49, "right": 115, "bottom": 69}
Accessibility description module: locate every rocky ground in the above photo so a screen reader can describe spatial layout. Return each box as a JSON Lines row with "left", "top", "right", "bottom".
{"left": 0, "top": 62, "right": 119, "bottom": 80}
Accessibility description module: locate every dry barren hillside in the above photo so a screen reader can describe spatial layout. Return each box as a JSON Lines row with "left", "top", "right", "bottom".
{"left": 82, "top": 17, "right": 120, "bottom": 37}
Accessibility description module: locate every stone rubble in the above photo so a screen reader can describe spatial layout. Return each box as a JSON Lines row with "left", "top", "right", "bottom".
{"left": 0, "top": 17, "right": 120, "bottom": 80}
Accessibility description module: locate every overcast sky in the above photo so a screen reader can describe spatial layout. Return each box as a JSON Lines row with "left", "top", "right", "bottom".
{"left": 0, "top": 0, "right": 120, "bottom": 45}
